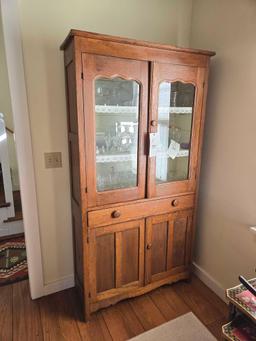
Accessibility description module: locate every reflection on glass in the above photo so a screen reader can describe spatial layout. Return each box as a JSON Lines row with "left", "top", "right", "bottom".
{"left": 156, "top": 81, "right": 195, "bottom": 184}
{"left": 95, "top": 77, "right": 140, "bottom": 192}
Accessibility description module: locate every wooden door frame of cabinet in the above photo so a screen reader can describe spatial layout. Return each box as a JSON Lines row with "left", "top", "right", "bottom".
{"left": 147, "top": 62, "right": 207, "bottom": 198}
{"left": 81, "top": 53, "right": 148, "bottom": 207}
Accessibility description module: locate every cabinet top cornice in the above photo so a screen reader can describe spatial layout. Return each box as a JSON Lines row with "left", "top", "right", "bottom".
{"left": 60, "top": 29, "right": 215, "bottom": 57}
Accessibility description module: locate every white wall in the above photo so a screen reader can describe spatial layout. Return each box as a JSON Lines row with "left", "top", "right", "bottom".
{"left": 17, "top": 0, "right": 193, "bottom": 285}
{"left": 191, "top": 0, "right": 256, "bottom": 289}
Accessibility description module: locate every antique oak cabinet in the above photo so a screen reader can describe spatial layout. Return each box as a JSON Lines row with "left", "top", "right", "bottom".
{"left": 60, "top": 30, "right": 215, "bottom": 320}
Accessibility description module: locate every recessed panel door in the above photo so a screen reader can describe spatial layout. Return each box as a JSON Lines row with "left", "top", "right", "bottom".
{"left": 145, "top": 209, "right": 193, "bottom": 284}
{"left": 89, "top": 219, "right": 145, "bottom": 305}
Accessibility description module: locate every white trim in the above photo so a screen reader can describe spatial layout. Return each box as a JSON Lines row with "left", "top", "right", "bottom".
{"left": 1, "top": 0, "right": 44, "bottom": 298}
{"left": 43, "top": 275, "right": 75, "bottom": 296}
{"left": 192, "top": 262, "right": 227, "bottom": 303}
{"left": 0, "top": 219, "right": 23, "bottom": 237}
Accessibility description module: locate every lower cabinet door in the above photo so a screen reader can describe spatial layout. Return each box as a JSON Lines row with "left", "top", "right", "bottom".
{"left": 145, "top": 209, "right": 193, "bottom": 284}
{"left": 89, "top": 219, "right": 145, "bottom": 307}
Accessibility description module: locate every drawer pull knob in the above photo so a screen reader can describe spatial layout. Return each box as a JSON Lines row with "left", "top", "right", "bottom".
{"left": 171, "top": 199, "right": 179, "bottom": 207}
{"left": 146, "top": 243, "right": 152, "bottom": 250}
{"left": 112, "top": 210, "right": 121, "bottom": 218}
{"left": 151, "top": 120, "right": 157, "bottom": 127}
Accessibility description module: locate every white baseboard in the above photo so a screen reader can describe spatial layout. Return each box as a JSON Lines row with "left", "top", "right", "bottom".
{"left": 192, "top": 262, "right": 227, "bottom": 303}
{"left": 43, "top": 274, "right": 75, "bottom": 296}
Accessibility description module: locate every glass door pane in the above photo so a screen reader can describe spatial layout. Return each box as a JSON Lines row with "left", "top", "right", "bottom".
{"left": 156, "top": 81, "right": 195, "bottom": 184}
{"left": 95, "top": 77, "right": 140, "bottom": 192}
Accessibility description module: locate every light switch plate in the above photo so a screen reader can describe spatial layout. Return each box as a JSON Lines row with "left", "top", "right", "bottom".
{"left": 44, "top": 152, "right": 62, "bottom": 168}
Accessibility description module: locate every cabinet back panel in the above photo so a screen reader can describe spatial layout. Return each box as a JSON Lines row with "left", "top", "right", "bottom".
{"left": 121, "top": 228, "right": 139, "bottom": 285}
{"left": 96, "top": 234, "right": 115, "bottom": 293}
{"left": 151, "top": 222, "right": 168, "bottom": 275}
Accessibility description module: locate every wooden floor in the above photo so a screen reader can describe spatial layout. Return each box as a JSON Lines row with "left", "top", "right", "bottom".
{"left": 0, "top": 275, "right": 228, "bottom": 340}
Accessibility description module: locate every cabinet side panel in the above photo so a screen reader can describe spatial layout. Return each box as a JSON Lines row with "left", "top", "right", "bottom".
{"left": 66, "top": 62, "right": 78, "bottom": 133}
{"left": 64, "top": 53, "right": 84, "bottom": 300}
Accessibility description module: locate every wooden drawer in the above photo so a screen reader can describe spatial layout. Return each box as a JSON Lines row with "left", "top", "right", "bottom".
{"left": 88, "top": 194, "right": 195, "bottom": 228}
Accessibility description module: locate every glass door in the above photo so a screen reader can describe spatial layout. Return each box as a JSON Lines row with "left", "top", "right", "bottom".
{"left": 147, "top": 63, "right": 204, "bottom": 197}
{"left": 82, "top": 54, "right": 148, "bottom": 207}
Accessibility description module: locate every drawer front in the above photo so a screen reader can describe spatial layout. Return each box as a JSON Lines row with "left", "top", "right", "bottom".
{"left": 88, "top": 194, "right": 195, "bottom": 228}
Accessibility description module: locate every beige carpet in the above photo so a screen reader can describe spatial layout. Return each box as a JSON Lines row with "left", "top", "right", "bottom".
{"left": 129, "top": 312, "right": 216, "bottom": 341}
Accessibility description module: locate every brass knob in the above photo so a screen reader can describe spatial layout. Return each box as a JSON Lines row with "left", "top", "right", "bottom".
{"left": 112, "top": 210, "right": 121, "bottom": 218}
{"left": 171, "top": 199, "right": 179, "bottom": 207}
{"left": 151, "top": 120, "right": 157, "bottom": 127}
{"left": 146, "top": 243, "right": 152, "bottom": 250}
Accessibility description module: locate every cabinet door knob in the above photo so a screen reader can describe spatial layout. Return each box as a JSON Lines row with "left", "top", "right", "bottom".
{"left": 171, "top": 199, "right": 179, "bottom": 207}
{"left": 112, "top": 210, "right": 121, "bottom": 218}
{"left": 151, "top": 120, "right": 157, "bottom": 127}
{"left": 146, "top": 243, "right": 152, "bottom": 250}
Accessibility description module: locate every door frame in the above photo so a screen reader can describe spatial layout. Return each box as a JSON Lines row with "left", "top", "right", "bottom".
{"left": 1, "top": 0, "right": 44, "bottom": 298}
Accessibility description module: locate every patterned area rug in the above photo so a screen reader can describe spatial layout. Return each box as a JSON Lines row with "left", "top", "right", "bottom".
{"left": 0, "top": 236, "right": 28, "bottom": 286}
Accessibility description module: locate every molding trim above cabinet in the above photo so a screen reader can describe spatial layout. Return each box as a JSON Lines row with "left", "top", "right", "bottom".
{"left": 61, "top": 30, "right": 215, "bottom": 321}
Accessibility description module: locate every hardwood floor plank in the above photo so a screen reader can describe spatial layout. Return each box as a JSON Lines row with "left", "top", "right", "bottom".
{"left": 130, "top": 294, "right": 166, "bottom": 330}
{"left": 101, "top": 304, "right": 134, "bottom": 340}
{"left": 39, "top": 289, "right": 81, "bottom": 341}
{"left": 13, "top": 280, "right": 43, "bottom": 340}
{"left": 207, "top": 316, "right": 227, "bottom": 340}
{"left": 76, "top": 311, "right": 112, "bottom": 341}
{"left": 0, "top": 276, "right": 227, "bottom": 340}
{"left": 172, "top": 279, "right": 222, "bottom": 325}
{"left": 191, "top": 275, "right": 228, "bottom": 316}
{"left": 0, "top": 284, "right": 12, "bottom": 341}
{"left": 150, "top": 285, "right": 190, "bottom": 320}
{"left": 117, "top": 301, "right": 145, "bottom": 336}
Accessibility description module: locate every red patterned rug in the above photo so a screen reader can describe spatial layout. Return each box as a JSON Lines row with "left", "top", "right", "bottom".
{"left": 0, "top": 236, "right": 28, "bottom": 286}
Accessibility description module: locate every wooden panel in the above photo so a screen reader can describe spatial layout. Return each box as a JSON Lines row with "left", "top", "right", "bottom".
{"left": 121, "top": 228, "right": 139, "bottom": 285}
{"left": 74, "top": 36, "right": 210, "bottom": 68}
{"left": 172, "top": 218, "right": 187, "bottom": 268}
{"left": 96, "top": 234, "right": 115, "bottom": 293}
{"left": 72, "top": 213, "right": 83, "bottom": 285}
{"left": 69, "top": 134, "right": 80, "bottom": 205}
{"left": 151, "top": 222, "right": 168, "bottom": 275}
{"left": 66, "top": 61, "right": 78, "bottom": 133}
{"left": 88, "top": 194, "right": 194, "bottom": 228}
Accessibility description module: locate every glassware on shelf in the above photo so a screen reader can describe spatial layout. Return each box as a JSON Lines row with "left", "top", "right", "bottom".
{"left": 155, "top": 81, "right": 195, "bottom": 184}
{"left": 95, "top": 77, "right": 140, "bottom": 192}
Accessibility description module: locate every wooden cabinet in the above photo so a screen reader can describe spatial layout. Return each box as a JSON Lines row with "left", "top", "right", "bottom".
{"left": 61, "top": 30, "right": 215, "bottom": 320}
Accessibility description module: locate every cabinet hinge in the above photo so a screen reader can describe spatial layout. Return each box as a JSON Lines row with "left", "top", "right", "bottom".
{"left": 88, "top": 292, "right": 91, "bottom": 298}
{"left": 81, "top": 72, "right": 84, "bottom": 80}
{"left": 85, "top": 187, "right": 88, "bottom": 193}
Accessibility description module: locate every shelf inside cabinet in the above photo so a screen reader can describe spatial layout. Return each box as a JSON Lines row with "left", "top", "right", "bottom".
{"left": 95, "top": 105, "right": 192, "bottom": 116}
{"left": 96, "top": 149, "right": 189, "bottom": 163}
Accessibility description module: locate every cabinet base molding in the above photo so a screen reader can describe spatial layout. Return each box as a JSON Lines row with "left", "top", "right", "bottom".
{"left": 90, "top": 271, "right": 190, "bottom": 313}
